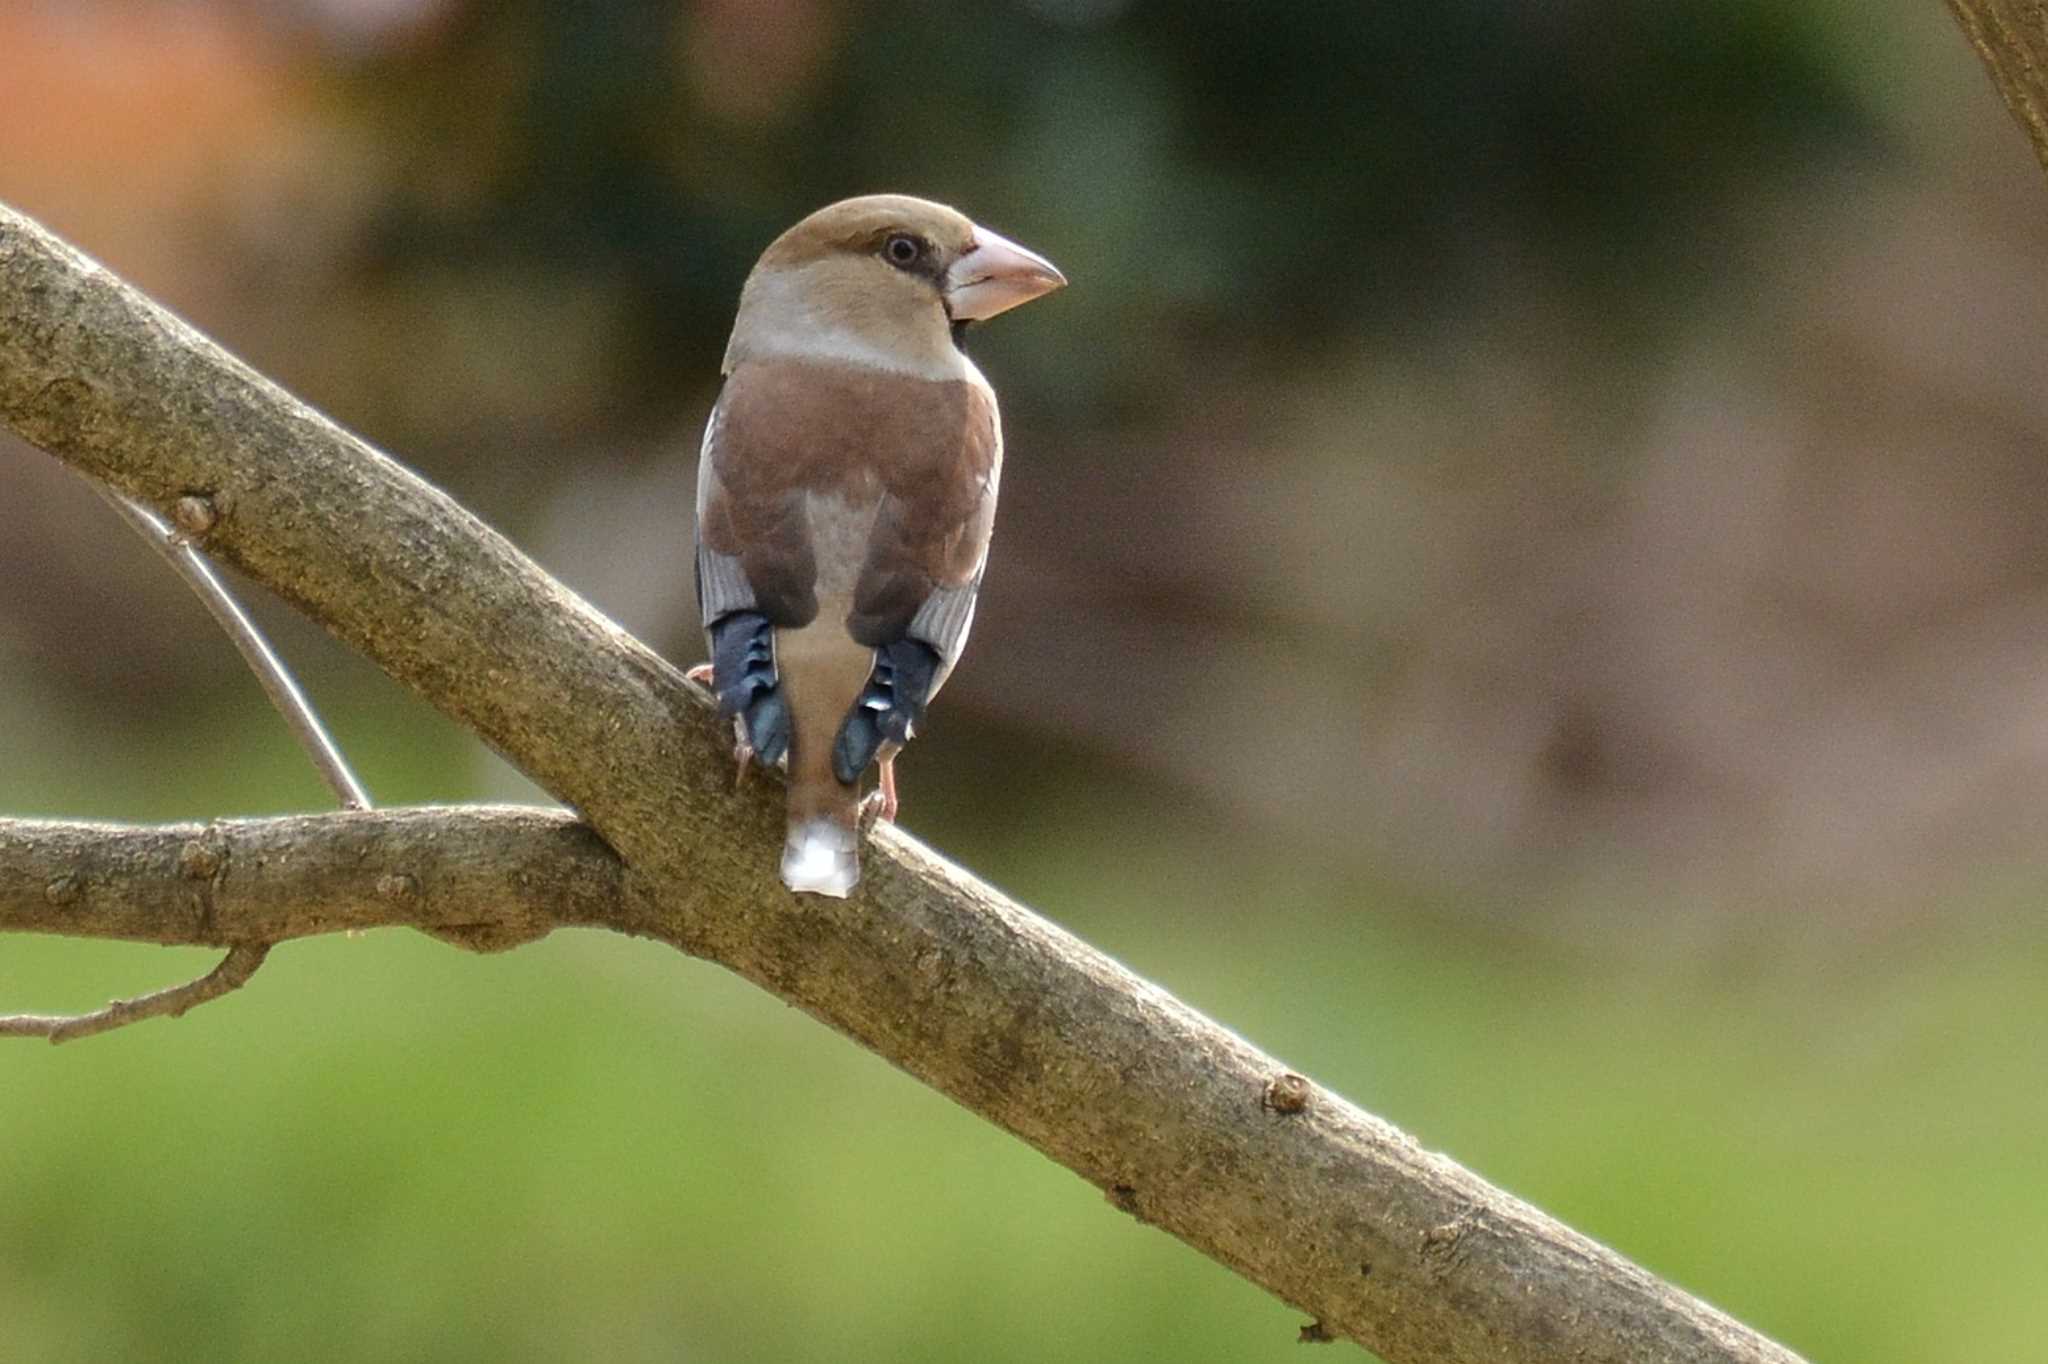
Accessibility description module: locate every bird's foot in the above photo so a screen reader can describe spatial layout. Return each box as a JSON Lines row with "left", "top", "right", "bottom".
{"left": 876, "top": 751, "right": 899, "bottom": 822}
{"left": 730, "top": 720, "right": 755, "bottom": 793}
{"left": 858, "top": 751, "right": 900, "bottom": 823}
{"left": 685, "top": 662, "right": 714, "bottom": 687}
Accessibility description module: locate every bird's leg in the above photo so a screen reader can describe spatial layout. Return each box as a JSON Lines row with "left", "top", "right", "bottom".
{"left": 838, "top": 642, "right": 931, "bottom": 819}
{"left": 859, "top": 742, "right": 902, "bottom": 823}
{"left": 876, "top": 750, "right": 899, "bottom": 822}
{"left": 730, "top": 719, "right": 755, "bottom": 792}
{"left": 688, "top": 662, "right": 754, "bottom": 787}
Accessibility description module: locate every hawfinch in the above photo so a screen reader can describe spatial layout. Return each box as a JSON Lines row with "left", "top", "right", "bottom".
{"left": 691, "top": 194, "right": 1065, "bottom": 896}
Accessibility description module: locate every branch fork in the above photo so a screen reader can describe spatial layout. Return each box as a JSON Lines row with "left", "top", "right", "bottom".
{"left": 0, "top": 479, "right": 381, "bottom": 1042}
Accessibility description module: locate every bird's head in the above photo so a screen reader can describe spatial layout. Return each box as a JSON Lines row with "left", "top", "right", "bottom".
{"left": 726, "top": 194, "right": 1065, "bottom": 376}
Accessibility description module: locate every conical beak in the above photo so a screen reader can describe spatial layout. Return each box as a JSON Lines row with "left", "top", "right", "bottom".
{"left": 943, "top": 225, "right": 1067, "bottom": 322}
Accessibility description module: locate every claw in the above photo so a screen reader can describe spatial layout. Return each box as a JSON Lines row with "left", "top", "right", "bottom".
{"left": 731, "top": 719, "right": 754, "bottom": 792}
{"left": 686, "top": 662, "right": 714, "bottom": 686}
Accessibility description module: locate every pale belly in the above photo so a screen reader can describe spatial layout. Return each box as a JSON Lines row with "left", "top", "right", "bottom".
{"left": 773, "top": 490, "right": 884, "bottom": 770}
{"left": 803, "top": 488, "right": 883, "bottom": 602}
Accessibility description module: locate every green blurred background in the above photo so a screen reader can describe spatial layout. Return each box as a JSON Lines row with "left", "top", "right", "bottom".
{"left": 5, "top": 2, "right": 2048, "bottom": 1360}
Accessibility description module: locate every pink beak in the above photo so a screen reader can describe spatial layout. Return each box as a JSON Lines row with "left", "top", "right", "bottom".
{"left": 944, "top": 225, "right": 1067, "bottom": 322}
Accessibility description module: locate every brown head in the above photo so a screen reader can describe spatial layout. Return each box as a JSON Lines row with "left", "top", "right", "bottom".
{"left": 725, "top": 194, "right": 1066, "bottom": 378}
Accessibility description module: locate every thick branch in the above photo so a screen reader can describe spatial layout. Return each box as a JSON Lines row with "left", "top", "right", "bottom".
{"left": 0, "top": 202, "right": 1806, "bottom": 1364}
{"left": 1948, "top": 1, "right": 2048, "bottom": 179}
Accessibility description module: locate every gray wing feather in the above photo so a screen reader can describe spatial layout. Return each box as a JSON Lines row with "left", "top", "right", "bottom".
{"left": 907, "top": 573, "right": 980, "bottom": 698}
{"left": 905, "top": 435, "right": 999, "bottom": 697}
{"left": 694, "top": 398, "right": 757, "bottom": 625}
{"left": 909, "top": 425, "right": 995, "bottom": 696}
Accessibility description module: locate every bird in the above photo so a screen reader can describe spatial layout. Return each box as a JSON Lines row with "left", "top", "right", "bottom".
{"left": 689, "top": 194, "right": 1065, "bottom": 896}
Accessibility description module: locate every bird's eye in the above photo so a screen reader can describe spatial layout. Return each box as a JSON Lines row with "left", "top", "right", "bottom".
{"left": 883, "top": 234, "right": 925, "bottom": 268}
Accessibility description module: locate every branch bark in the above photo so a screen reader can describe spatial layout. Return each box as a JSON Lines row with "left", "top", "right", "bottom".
{"left": 1947, "top": 1, "right": 2048, "bottom": 178}
{"left": 0, "top": 202, "right": 1806, "bottom": 1364}
{"left": 0, "top": 807, "right": 612, "bottom": 950}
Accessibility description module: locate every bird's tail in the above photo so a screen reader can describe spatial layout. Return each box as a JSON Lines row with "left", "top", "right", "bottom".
{"left": 782, "top": 807, "right": 859, "bottom": 897}
{"left": 781, "top": 678, "right": 863, "bottom": 897}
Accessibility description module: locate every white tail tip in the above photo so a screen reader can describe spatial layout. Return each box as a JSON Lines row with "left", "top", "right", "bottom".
{"left": 781, "top": 819, "right": 859, "bottom": 897}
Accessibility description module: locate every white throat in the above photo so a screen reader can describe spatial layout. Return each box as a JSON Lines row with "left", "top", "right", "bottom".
{"left": 727, "top": 264, "right": 989, "bottom": 389}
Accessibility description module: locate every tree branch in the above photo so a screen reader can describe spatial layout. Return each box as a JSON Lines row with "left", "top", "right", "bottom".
{"left": 0, "top": 806, "right": 611, "bottom": 950}
{"left": 0, "top": 202, "right": 1806, "bottom": 1363}
{"left": 0, "top": 806, "right": 606, "bottom": 1040}
{"left": 43, "top": 482, "right": 379, "bottom": 1037}
{"left": 1947, "top": 1, "right": 2048, "bottom": 179}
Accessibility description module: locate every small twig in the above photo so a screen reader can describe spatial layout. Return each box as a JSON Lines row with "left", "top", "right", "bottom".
{"left": 0, "top": 942, "right": 270, "bottom": 1044}
{"left": 97, "top": 486, "right": 371, "bottom": 811}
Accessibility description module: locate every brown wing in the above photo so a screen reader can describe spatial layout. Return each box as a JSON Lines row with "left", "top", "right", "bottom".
{"left": 694, "top": 374, "right": 817, "bottom": 629}
{"left": 846, "top": 379, "right": 1001, "bottom": 666}
{"left": 700, "top": 357, "right": 1002, "bottom": 666}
